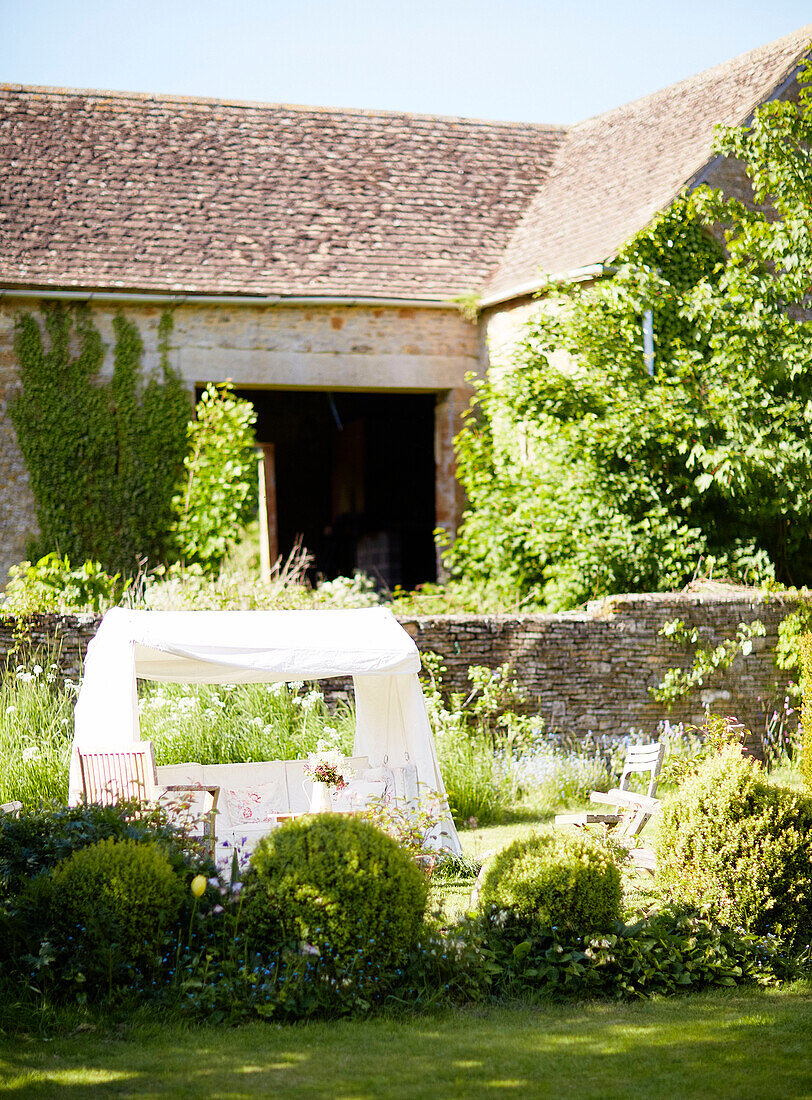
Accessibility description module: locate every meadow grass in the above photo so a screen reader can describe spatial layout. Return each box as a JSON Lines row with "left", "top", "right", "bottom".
{"left": 0, "top": 985, "right": 809, "bottom": 1099}
{"left": 0, "top": 660, "right": 75, "bottom": 807}
{"left": 139, "top": 680, "right": 355, "bottom": 766}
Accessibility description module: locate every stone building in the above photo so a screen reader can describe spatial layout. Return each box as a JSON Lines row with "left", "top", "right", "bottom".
{"left": 1, "top": 24, "right": 810, "bottom": 585}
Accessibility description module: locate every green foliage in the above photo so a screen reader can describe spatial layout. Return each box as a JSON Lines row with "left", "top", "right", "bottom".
{"left": 0, "top": 804, "right": 209, "bottom": 1004}
{"left": 479, "top": 830, "right": 622, "bottom": 931}
{"left": 140, "top": 680, "right": 354, "bottom": 767}
{"left": 0, "top": 553, "right": 126, "bottom": 615}
{"left": 10, "top": 306, "right": 191, "bottom": 575}
{"left": 773, "top": 589, "right": 812, "bottom": 676}
{"left": 652, "top": 617, "right": 766, "bottom": 704}
{"left": 659, "top": 714, "right": 748, "bottom": 786}
{"left": 0, "top": 803, "right": 205, "bottom": 900}
{"left": 473, "top": 903, "right": 799, "bottom": 1002}
{"left": 798, "top": 633, "right": 812, "bottom": 793}
{"left": 449, "top": 73, "right": 812, "bottom": 609}
{"left": 171, "top": 382, "right": 258, "bottom": 571}
{"left": 357, "top": 787, "right": 448, "bottom": 869}
{"left": 657, "top": 745, "right": 812, "bottom": 940}
{"left": 46, "top": 837, "right": 184, "bottom": 991}
{"left": 242, "top": 815, "right": 428, "bottom": 970}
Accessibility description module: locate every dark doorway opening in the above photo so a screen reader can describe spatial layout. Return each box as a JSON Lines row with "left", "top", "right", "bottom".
{"left": 222, "top": 389, "right": 438, "bottom": 590}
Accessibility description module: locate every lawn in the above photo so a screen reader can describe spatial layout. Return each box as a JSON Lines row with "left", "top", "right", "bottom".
{"left": 1, "top": 985, "right": 809, "bottom": 1099}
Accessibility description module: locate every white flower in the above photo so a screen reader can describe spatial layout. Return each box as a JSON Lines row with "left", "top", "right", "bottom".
{"left": 22, "top": 745, "right": 39, "bottom": 763}
{"left": 301, "top": 690, "right": 323, "bottom": 712}
{"left": 5, "top": 706, "right": 18, "bottom": 716}
{"left": 15, "top": 671, "right": 34, "bottom": 684}
{"left": 288, "top": 681, "right": 304, "bottom": 692}
{"left": 32, "top": 665, "right": 42, "bottom": 676}
{"left": 266, "top": 682, "right": 286, "bottom": 697}
{"left": 249, "top": 716, "right": 263, "bottom": 727}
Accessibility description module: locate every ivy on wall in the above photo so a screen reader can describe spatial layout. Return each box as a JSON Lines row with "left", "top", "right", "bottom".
{"left": 10, "top": 304, "right": 191, "bottom": 575}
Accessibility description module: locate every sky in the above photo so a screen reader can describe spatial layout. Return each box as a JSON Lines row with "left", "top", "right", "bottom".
{"left": 1, "top": 1, "right": 810, "bottom": 125}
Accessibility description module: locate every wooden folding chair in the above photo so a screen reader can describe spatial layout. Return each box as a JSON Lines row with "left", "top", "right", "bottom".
{"left": 555, "top": 741, "right": 665, "bottom": 873}
{"left": 77, "top": 741, "right": 219, "bottom": 858}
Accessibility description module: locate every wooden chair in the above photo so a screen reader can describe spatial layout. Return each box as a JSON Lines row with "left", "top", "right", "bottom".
{"left": 555, "top": 741, "right": 666, "bottom": 873}
{"left": 77, "top": 741, "right": 219, "bottom": 858}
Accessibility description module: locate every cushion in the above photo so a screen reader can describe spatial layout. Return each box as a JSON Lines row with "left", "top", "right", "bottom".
{"left": 224, "top": 779, "right": 288, "bottom": 824}
{"left": 156, "top": 762, "right": 205, "bottom": 787}
{"left": 332, "top": 777, "right": 387, "bottom": 812}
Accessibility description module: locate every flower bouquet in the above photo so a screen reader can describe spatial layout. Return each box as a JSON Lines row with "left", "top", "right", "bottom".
{"left": 303, "top": 748, "right": 354, "bottom": 791}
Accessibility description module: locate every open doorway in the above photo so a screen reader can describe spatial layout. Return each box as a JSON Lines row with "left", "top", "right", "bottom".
{"left": 224, "top": 389, "right": 438, "bottom": 590}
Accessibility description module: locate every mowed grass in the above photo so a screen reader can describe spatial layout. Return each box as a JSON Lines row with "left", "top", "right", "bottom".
{"left": 1, "top": 985, "right": 810, "bottom": 1099}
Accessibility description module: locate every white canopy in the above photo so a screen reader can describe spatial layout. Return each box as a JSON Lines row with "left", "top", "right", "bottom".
{"left": 70, "top": 606, "right": 460, "bottom": 853}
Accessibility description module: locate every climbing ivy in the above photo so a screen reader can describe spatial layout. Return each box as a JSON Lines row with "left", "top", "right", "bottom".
{"left": 10, "top": 304, "right": 191, "bottom": 575}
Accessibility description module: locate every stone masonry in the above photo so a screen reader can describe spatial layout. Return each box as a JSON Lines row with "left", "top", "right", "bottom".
{"left": 0, "top": 587, "right": 796, "bottom": 751}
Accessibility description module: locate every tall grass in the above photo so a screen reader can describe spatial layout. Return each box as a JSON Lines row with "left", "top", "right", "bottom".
{"left": 140, "top": 681, "right": 355, "bottom": 765}
{"left": 0, "top": 655, "right": 357, "bottom": 807}
{"left": 0, "top": 660, "right": 75, "bottom": 808}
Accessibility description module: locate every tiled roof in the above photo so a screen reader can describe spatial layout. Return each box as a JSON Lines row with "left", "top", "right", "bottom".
{"left": 2, "top": 25, "right": 811, "bottom": 305}
{"left": 0, "top": 87, "right": 565, "bottom": 299}
{"left": 483, "top": 25, "right": 812, "bottom": 303}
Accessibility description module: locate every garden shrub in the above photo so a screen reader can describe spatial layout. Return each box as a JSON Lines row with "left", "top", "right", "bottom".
{"left": 0, "top": 803, "right": 205, "bottom": 899}
{"left": 171, "top": 381, "right": 258, "bottom": 572}
{"left": 657, "top": 745, "right": 812, "bottom": 940}
{"left": 1, "top": 553, "right": 126, "bottom": 615}
{"left": 46, "top": 837, "right": 185, "bottom": 990}
{"left": 479, "top": 830, "right": 622, "bottom": 932}
{"left": 241, "top": 814, "right": 428, "bottom": 970}
{"left": 0, "top": 805, "right": 210, "bottom": 1000}
{"left": 473, "top": 903, "right": 800, "bottom": 1002}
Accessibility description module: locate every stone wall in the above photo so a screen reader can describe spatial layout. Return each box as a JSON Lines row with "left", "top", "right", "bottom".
{"left": 0, "top": 613, "right": 99, "bottom": 682}
{"left": 0, "top": 587, "right": 795, "bottom": 748}
{"left": 400, "top": 588, "right": 794, "bottom": 748}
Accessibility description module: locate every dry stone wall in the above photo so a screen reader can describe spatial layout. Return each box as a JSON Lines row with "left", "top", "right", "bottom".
{"left": 400, "top": 589, "right": 794, "bottom": 749}
{"left": 0, "top": 588, "right": 795, "bottom": 750}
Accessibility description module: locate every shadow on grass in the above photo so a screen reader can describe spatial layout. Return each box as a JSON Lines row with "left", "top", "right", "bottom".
{"left": 0, "top": 985, "right": 810, "bottom": 1100}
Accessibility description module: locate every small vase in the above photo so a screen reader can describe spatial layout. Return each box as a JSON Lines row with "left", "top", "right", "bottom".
{"left": 309, "top": 782, "right": 333, "bottom": 814}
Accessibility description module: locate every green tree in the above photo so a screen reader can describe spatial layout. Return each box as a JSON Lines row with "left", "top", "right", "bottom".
{"left": 10, "top": 306, "right": 191, "bottom": 574}
{"left": 171, "top": 382, "right": 258, "bottom": 571}
{"left": 448, "top": 68, "right": 812, "bottom": 610}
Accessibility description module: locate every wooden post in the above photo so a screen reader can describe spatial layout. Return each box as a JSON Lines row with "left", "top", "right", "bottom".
{"left": 257, "top": 444, "right": 278, "bottom": 581}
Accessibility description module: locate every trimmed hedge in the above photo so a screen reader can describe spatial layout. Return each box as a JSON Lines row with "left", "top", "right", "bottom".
{"left": 48, "top": 837, "right": 185, "bottom": 987}
{"left": 657, "top": 745, "right": 812, "bottom": 940}
{"left": 479, "top": 830, "right": 622, "bottom": 931}
{"left": 241, "top": 814, "right": 428, "bottom": 968}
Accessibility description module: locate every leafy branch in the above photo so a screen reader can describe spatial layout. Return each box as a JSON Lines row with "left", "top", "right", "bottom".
{"left": 651, "top": 617, "right": 766, "bottom": 705}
